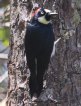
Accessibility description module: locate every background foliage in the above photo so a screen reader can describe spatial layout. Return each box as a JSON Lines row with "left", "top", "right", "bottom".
{"left": 0, "top": 0, "right": 10, "bottom": 47}
{"left": 0, "top": 0, "right": 10, "bottom": 101}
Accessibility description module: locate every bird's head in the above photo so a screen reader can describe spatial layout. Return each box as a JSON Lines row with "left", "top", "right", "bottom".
{"left": 34, "top": 8, "right": 57, "bottom": 24}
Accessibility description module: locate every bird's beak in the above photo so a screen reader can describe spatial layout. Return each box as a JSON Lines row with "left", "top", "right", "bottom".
{"left": 50, "top": 12, "right": 58, "bottom": 16}
{"left": 50, "top": 10, "right": 58, "bottom": 15}
{"left": 44, "top": 9, "right": 58, "bottom": 15}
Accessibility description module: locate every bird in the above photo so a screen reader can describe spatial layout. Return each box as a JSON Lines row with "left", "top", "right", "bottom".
{"left": 25, "top": 7, "right": 55, "bottom": 100}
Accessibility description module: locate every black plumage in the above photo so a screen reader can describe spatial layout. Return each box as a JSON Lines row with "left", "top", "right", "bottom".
{"left": 25, "top": 8, "right": 55, "bottom": 98}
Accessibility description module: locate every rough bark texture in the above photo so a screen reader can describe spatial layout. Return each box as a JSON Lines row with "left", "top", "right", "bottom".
{"left": 42, "top": 0, "right": 81, "bottom": 106}
{"left": 7, "top": 0, "right": 32, "bottom": 106}
{"left": 7, "top": 0, "right": 81, "bottom": 106}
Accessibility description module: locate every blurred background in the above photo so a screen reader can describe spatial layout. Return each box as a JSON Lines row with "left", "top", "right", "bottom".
{"left": 0, "top": 0, "right": 10, "bottom": 101}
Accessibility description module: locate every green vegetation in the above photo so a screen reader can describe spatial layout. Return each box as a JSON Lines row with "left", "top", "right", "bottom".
{"left": 0, "top": 27, "right": 10, "bottom": 46}
{"left": 0, "top": 0, "right": 10, "bottom": 47}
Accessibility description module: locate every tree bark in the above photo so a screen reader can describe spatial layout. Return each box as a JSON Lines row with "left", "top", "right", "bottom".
{"left": 7, "top": 0, "right": 81, "bottom": 106}
{"left": 7, "top": 0, "right": 32, "bottom": 106}
{"left": 42, "top": 0, "right": 81, "bottom": 106}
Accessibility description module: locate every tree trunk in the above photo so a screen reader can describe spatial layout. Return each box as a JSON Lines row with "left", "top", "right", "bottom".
{"left": 7, "top": 0, "right": 32, "bottom": 106}
{"left": 40, "top": 0, "right": 81, "bottom": 106}
{"left": 7, "top": 0, "right": 81, "bottom": 106}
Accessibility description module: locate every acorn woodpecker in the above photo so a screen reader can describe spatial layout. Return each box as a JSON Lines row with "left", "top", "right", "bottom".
{"left": 25, "top": 8, "right": 55, "bottom": 99}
